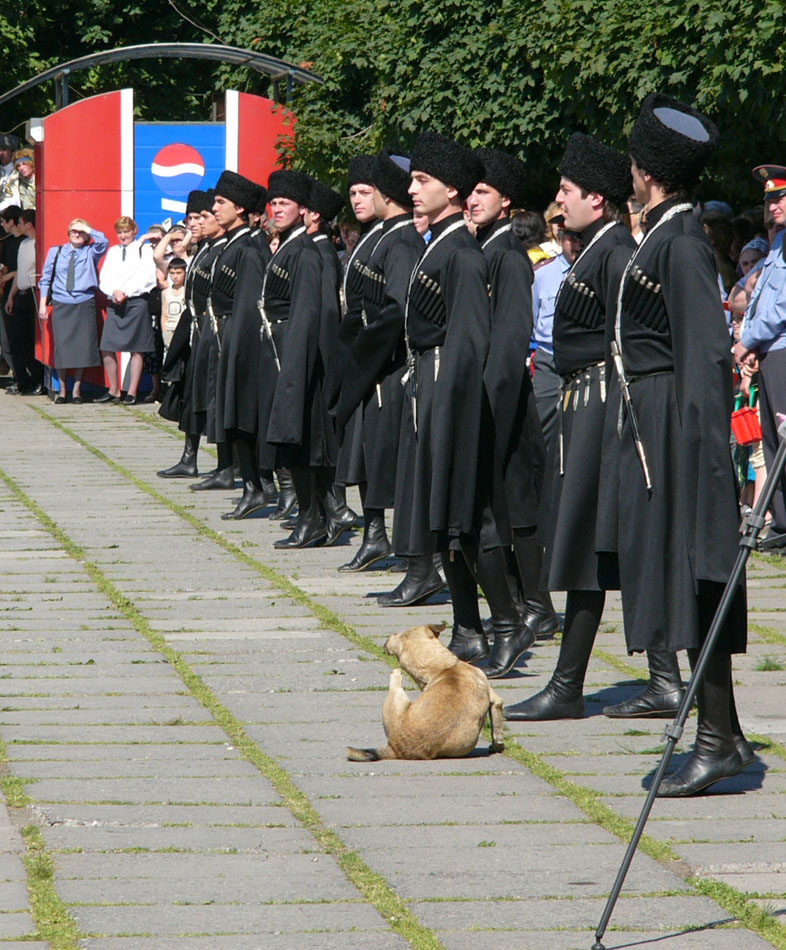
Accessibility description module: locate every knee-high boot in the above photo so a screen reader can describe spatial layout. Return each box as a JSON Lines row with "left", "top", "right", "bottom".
{"left": 222, "top": 438, "right": 270, "bottom": 520}
{"left": 441, "top": 549, "right": 487, "bottom": 663}
{"left": 157, "top": 432, "right": 200, "bottom": 478}
{"left": 377, "top": 550, "right": 444, "bottom": 608}
{"left": 269, "top": 468, "right": 297, "bottom": 520}
{"left": 472, "top": 544, "right": 533, "bottom": 678}
{"left": 191, "top": 441, "right": 234, "bottom": 491}
{"left": 274, "top": 467, "right": 327, "bottom": 548}
{"left": 512, "top": 530, "right": 560, "bottom": 639}
{"left": 316, "top": 467, "right": 358, "bottom": 545}
{"left": 658, "top": 649, "right": 744, "bottom": 796}
{"left": 504, "top": 589, "right": 605, "bottom": 720}
{"left": 339, "top": 507, "right": 392, "bottom": 572}
{"left": 603, "top": 649, "right": 685, "bottom": 719}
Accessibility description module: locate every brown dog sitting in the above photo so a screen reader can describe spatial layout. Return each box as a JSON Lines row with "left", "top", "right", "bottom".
{"left": 347, "top": 623, "right": 505, "bottom": 761}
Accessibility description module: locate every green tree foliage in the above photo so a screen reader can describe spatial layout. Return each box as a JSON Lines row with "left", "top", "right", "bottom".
{"left": 2, "top": 0, "right": 784, "bottom": 207}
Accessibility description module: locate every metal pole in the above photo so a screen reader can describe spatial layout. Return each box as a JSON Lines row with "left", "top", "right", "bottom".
{"left": 592, "top": 417, "right": 786, "bottom": 950}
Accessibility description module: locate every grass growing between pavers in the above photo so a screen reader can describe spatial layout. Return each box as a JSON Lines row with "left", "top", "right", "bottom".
{"left": 19, "top": 825, "right": 82, "bottom": 949}
{"left": 691, "top": 878, "right": 786, "bottom": 950}
{"left": 0, "top": 461, "right": 445, "bottom": 950}
{"left": 21, "top": 404, "right": 786, "bottom": 949}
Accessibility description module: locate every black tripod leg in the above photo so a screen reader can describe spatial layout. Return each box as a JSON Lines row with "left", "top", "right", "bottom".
{"left": 593, "top": 420, "right": 786, "bottom": 950}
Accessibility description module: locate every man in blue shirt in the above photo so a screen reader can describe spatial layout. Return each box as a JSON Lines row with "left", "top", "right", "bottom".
{"left": 737, "top": 165, "right": 786, "bottom": 551}
{"left": 531, "top": 223, "right": 580, "bottom": 461}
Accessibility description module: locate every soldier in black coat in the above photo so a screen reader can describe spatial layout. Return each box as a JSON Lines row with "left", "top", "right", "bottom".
{"left": 157, "top": 189, "right": 213, "bottom": 478}
{"left": 189, "top": 172, "right": 255, "bottom": 498}
{"left": 330, "top": 157, "right": 385, "bottom": 512}
{"left": 381, "top": 133, "right": 491, "bottom": 611}
{"left": 334, "top": 150, "right": 424, "bottom": 573}
{"left": 303, "top": 178, "right": 358, "bottom": 544}
{"left": 503, "top": 135, "right": 681, "bottom": 720}
{"left": 445, "top": 148, "right": 559, "bottom": 678}
{"left": 597, "top": 96, "right": 750, "bottom": 796}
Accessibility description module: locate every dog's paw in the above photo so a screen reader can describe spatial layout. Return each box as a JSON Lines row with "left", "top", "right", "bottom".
{"left": 489, "top": 741, "right": 505, "bottom": 754}
{"left": 389, "top": 667, "right": 403, "bottom": 688}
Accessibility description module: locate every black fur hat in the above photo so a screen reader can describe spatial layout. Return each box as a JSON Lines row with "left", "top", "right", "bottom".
{"left": 474, "top": 148, "right": 526, "bottom": 203}
{"left": 307, "top": 179, "right": 345, "bottom": 221}
{"left": 267, "top": 169, "right": 311, "bottom": 206}
{"left": 202, "top": 189, "right": 216, "bottom": 212}
{"left": 253, "top": 185, "right": 269, "bottom": 214}
{"left": 629, "top": 93, "right": 719, "bottom": 189}
{"left": 410, "top": 132, "right": 484, "bottom": 201}
{"left": 559, "top": 133, "right": 632, "bottom": 207}
{"left": 372, "top": 150, "right": 413, "bottom": 208}
{"left": 186, "top": 190, "right": 210, "bottom": 215}
{"left": 214, "top": 170, "right": 260, "bottom": 212}
{"left": 347, "top": 155, "right": 376, "bottom": 188}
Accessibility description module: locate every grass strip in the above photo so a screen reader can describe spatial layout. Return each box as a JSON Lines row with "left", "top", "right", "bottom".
{"left": 19, "top": 825, "right": 82, "bottom": 949}
{"left": 690, "top": 877, "right": 786, "bottom": 950}
{"left": 30, "top": 406, "right": 396, "bottom": 668}
{"left": 0, "top": 461, "right": 443, "bottom": 950}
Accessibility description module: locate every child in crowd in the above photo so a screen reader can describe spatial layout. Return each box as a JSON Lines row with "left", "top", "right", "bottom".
{"left": 161, "top": 258, "right": 187, "bottom": 352}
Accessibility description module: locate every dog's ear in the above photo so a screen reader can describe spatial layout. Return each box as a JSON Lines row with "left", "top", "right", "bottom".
{"left": 428, "top": 623, "right": 447, "bottom": 637}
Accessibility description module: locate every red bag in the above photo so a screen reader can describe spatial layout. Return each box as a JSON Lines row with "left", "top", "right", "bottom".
{"left": 731, "top": 387, "right": 762, "bottom": 446}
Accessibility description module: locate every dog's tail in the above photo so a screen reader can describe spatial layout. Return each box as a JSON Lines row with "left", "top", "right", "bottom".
{"left": 346, "top": 745, "right": 395, "bottom": 761}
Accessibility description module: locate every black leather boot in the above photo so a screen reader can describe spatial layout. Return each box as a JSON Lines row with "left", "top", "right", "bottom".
{"left": 338, "top": 509, "right": 392, "bottom": 572}
{"left": 447, "top": 625, "right": 489, "bottom": 663}
{"left": 440, "top": 549, "right": 487, "bottom": 661}
{"left": 260, "top": 469, "right": 279, "bottom": 504}
{"left": 269, "top": 468, "right": 298, "bottom": 520}
{"left": 504, "top": 589, "right": 604, "bottom": 720}
{"left": 729, "top": 673, "right": 755, "bottom": 766}
{"left": 221, "top": 480, "right": 271, "bottom": 520}
{"left": 377, "top": 554, "right": 445, "bottom": 607}
{"left": 603, "top": 649, "right": 685, "bottom": 718}
{"left": 221, "top": 438, "right": 271, "bottom": 519}
{"left": 317, "top": 467, "right": 358, "bottom": 545}
{"left": 658, "top": 650, "right": 744, "bottom": 797}
{"left": 191, "top": 442, "right": 233, "bottom": 491}
{"left": 470, "top": 545, "right": 533, "bottom": 678}
{"left": 157, "top": 433, "right": 199, "bottom": 478}
{"left": 274, "top": 468, "right": 328, "bottom": 549}
{"left": 512, "top": 531, "right": 560, "bottom": 640}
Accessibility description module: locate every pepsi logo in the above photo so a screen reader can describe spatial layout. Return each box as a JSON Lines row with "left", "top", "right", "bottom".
{"left": 151, "top": 143, "right": 205, "bottom": 197}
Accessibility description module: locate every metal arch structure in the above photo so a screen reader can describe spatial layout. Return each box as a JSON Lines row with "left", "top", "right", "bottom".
{"left": 0, "top": 42, "right": 323, "bottom": 111}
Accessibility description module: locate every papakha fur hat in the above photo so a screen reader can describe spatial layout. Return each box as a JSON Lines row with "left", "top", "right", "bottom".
{"left": 372, "top": 150, "right": 413, "bottom": 208}
{"left": 474, "top": 147, "right": 526, "bottom": 203}
{"left": 267, "top": 169, "right": 312, "bottom": 206}
{"left": 346, "top": 154, "right": 377, "bottom": 189}
{"left": 186, "top": 190, "right": 210, "bottom": 215}
{"left": 307, "top": 179, "right": 346, "bottom": 221}
{"left": 214, "top": 170, "right": 261, "bottom": 212}
{"left": 410, "top": 132, "right": 484, "bottom": 201}
{"left": 629, "top": 93, "right": 719, "bottom": 189}
{"left": 559, "top": 133, "right": 632, "bottom": 207}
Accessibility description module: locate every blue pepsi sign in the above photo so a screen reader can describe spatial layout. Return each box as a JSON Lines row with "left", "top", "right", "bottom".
{"left": 134, "top": 123, "right": 226, "bottom": 232}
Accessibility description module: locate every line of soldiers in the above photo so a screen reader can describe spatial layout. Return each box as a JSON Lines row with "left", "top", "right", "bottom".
{"left": 156, "top": 90, "right": 749, "bottom": 798}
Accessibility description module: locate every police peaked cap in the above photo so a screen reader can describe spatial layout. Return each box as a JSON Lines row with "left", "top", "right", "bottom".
{"left": 629, "top": 93, "right": 719, "bottom": 189}
{"left": 474, "top": 148, "right": 526, "bottom": 203}
{"left": 307, "top": 179, "right": 345, "bottom": 221}
{"left": 752, "top": 164, "right": 786, "bottom": 201}
{"left": 410, "top": 132, "right": 484, "bottom": 201}
{"left": 559, "top": 133, "right": 632, "bottom": 207}
{"left": 214, "top": 170, "right": 260, "bottom": 212}
{"left": 347, "top": 154, "right": 377, "bottom": 188}
{"left": 267, "top": 169, "right": 311, "bottom": 206}
{"left": 186, "top": 190, "right": 211, "bottom": 215}
{"left": 372, "top": 150, "right": 413, "bottom": 208}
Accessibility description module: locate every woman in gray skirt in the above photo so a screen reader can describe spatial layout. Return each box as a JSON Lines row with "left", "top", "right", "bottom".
{"left": 38, "top": 218, "right": 108, "bottom": 403}
{"left": 97, "top": 216, "right": 158, "bottom": 404}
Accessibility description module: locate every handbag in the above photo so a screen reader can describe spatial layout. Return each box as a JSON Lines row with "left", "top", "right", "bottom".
{"left": 731, "top": 385, "right": 762, "bottom": 446}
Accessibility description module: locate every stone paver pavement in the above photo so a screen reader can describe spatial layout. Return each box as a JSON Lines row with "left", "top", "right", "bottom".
{"left": 0, "top": 391, "right": 785, "bottom": 949}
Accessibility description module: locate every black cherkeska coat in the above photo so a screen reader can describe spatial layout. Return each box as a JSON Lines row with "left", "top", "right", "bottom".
{"left": 255, "top": 225, "right": 325, "bottom": 467}
{"left": 478, "top": 218, "right": 545, "bottom": 547}
{"left": 539, "top": 217, "right": 636, "bottom": 592}
{"left": 159, "top": 238, "right": 209, "bottom": 432}
{"left": 335, "top": 213, "right": 424, "bottom": 509}
{"left": 596, "top": 197, "right": 746, "bottom": 655}
{"left": 214, "top": 237, "right": 272, "bottom": 443}
{"left": 331, "top": 219, "right": 385, "bottom": 487}
{"left": 186, "top": 234, "right": 228, "bottom": 436}
{"left": 393, "top": 212, "right": 490, "bottom": 556}
{"left": 310, "top": 232, "right": 343, "bottom": 467}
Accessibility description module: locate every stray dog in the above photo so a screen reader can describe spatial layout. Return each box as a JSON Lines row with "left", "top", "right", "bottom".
{"left": 347, "top": 623, "right": 505, "bottom": 761}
